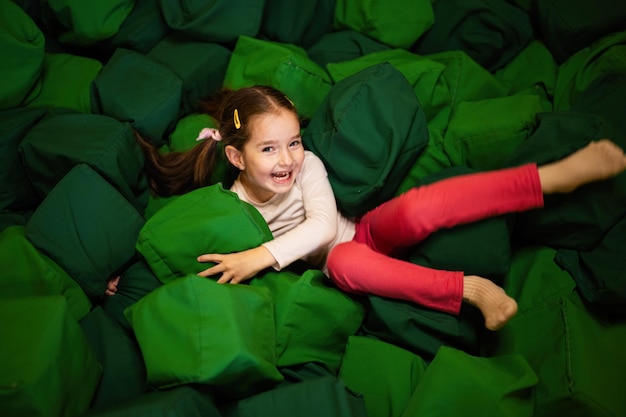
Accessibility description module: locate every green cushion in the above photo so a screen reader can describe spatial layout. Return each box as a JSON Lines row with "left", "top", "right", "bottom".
{"left": 307, "top": 29, "right": 390, "bottom": 68}
{"left": 488, "top": 295, "right": 626, "bottom": 417}
{"left": 147, "top": 33, "right": 231, "bottom": 117}
{"left": 0, "top": 106, "right": 47, "bottom": 211}
{"left": 338, "top": 336, "right": 427, "bottom": 417}
{"left": 0, "top": 225, "right": 91, "bottom": 321}
{"left": 221, "top": 376, "right": 368, "bottom": 417}
{"left": 159, "top": 0, "right": 264, "bottom": 44}
{"left": 405, "top": 166, "right": 515, "bottom": 279}
{"left": 18, "top": 109, "right": 149, "bottom": 212}
{"left": 503, "top": 111, "right": 626, "bottom": 251}
{"left": 223, "top": 35, "right": 333, "bottom": 119}
{"left": 136, "top": 183, "right": 273, "bottom": 284}
{"left": 333, "top": 0, "right": 434, "bottom": 49}
{"left": 250, "top": 268, "right": 365, "bottom": 373}
{"left": 402, "top": 346, "right": 537, "bottom": 417}
{"left": 25, "top": 164, "right": 145, "bottom": 301}
{"left": 24, "top": 52, "right": 102, "bottom": 113}
{"left": 124, "top": 275, "right": 283, "bottom": 397}
{"left": 260, "top": 0, "right": 335, "bottom": 48}
{"left": 80, "top": 306, "right": 149, "bottom": 408}
{"left": 0, "top": 296, "right": 102, "bottom": 417}
{"left": 40, "top": 0, "right": 135, "bottom": 46}
{"left": 90, "top": 47, "right": 183, "bottom": 144}
{"left": 413, "top": 0, "right": 533, "bottom": 72}
{"left": 0, "top": 0, "right": 45, "bottom": 109}
{"left": 304, "top": 62, "right": 429, "bottom": 217}
{"left": 442, "top": 94, "right": 544, "bottom": 170}
{"left": 82, "top": 386, "right": 222, "bottom": 417}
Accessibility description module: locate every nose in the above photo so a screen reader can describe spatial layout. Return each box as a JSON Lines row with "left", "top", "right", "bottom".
{"left": 278, "top": 148, "right": 294, "bottom": 166}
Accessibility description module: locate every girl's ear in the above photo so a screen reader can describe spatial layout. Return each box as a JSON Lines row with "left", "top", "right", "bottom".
{"left": 225, "top": 145, "right": 245, "bottom": 170}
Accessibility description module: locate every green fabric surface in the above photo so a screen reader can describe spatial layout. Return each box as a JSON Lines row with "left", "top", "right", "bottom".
{"left": 260, "top": 0, "right": 335, "bottom": 48}
{"left": 553, "top": 31, "right": 626, "bottom": 112}
{"left": 443, "top": 94, "right": 544, "bottom": 170}
{"left": 25, "top": 164, "right": 145, "bottom": 301}
{"left": 40, "top": 0, "right": 135, "bottom": 46}
{"left": 401, "top": 346, "right": 537, "bottom": 417}
{"left": 101, "top": 259, "right": 163, "bottom": 333}
{"left": 361, "top": 296, "right": 483, "bottom": 362}
{"left": 304, "top": 62, "right": 428, "bottom": 217}
{"left": 159, "top": 0, "right": 264, "bottom": 44}
{"left": 405, "top": 166, "right": 515, "bottom": 279}
{"left": 223, "top": 35, "right": 333, "bottom": 119}
{"left": 338, "top": 336, "right": 427, "bottom": 417}
{"left": 125, "top": 275, "right": 283, "bottom": 397}
{"left": 90, "top": 47, "right": 183, "bottom": 144}
{"left": 80, "top": 306, "right": 149, "bottom": 408}
{"left": 0, "top": 296, "right": 102, "bottom": 417}
{"left": 250, "top": 268, "right": 365, "bottom": 373}
{"left": 221, "top": 376, "right": 368, "bottom": 417}
{"left": 0, "top": 106, "right": 47, "bottom": 212}
{"left": 0, "top": 210, "right": 29, "bottom": 232}
{"left": 24, "top": 52, "right": 102, "bottom": 113}
{"left": 333, "top": 0, "right": 434, "bottom": 49}
{"left": 147, "top": 33, "right": 231, "bottom": 117}
{"left": 0, "top": 225, "right": 92, "bottom": 321}
{"left": 307, "top": 29, "right": 390, "bottom": 68}
{"left": 536, "top": 0, "right": 626, "bottom": 64}
{"left": 136, "top": 183, "right": 273, "bottom": 284}
{"left": 487, "top": 296, "right": 626, "bottom": 417}
{"left": 82, "top": 386, "right": 222, "bottom": 417}
{"left": 166, "top": 112, "right": 216, "bottom": 153}
{"left": 0, "top": 0, "right": 45, "bottom": 109}
{"left": 503, "top": 111, "right": 626, "bottom": 251}
{"left": 413, "top": 0, "right": 533, "bottom": 72}
{"left": 18, "top": 109, "right": 149, "bottom": 212}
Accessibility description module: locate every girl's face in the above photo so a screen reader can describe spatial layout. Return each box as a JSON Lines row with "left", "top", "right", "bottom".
{"left": 226, "top": 108, "right": 304, "bottom": 203}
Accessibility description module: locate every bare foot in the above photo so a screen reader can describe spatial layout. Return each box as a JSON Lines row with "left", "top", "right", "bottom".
{"left": 105, "top": 275, "right": 121, "bottom": 296}
{"left": 463, "top": 275, "right": 518, "bottom": 331}
{"left": 538, "top": 139, "right": 626, "bottom": 194}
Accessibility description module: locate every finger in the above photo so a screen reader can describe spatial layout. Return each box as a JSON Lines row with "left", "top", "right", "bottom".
{"left": 217, "top": 273, "right": 233, "bottom": 284}
{"left": 197, "top": 254, "right": 221, "bottom": 263}
{"left": 197, "top": 264, "right": 224, "bottom": 278}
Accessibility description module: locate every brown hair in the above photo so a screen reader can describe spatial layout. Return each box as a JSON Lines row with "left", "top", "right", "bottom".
{"left": 137, "top": 85, "right": 297, "bottom": 197}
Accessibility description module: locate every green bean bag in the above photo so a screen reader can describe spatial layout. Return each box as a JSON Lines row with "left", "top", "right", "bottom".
{"left": 0, "top": 296, "right": 101, "bottom": 417}
{"left": 0, "top": 106, "right": 47, "bottom": 212}
{"left": 90, "top": 47, "right": 183, "bottom": 144}
{"left": 0, "top": 0, "right": 45, "bottom": 109}
{"left": 250, "top": 268, "right": 365, "bottom": 373}
{"left": 307, "top": 29, "right": 390, "bottom": 68}
{"left": 125, "top": 275, "right": 283, "bottom": 398}
{"left": 147, "top": 33, "right": 231, "bottom": 117}
{"left": 503, "top": 111, "right": 626, "bottom": 251}
{"left": 25, "top": 164, "right": 145, "bottom": 302}
{"left": 333, "top": 0, "right": 434, "bottom": 49}
{"left": 338, "top": 336, "right": 427, "bottom": 417}
{"left": 412, "top": 0, "right": 533, "bottom": 72}
{"left": 536, "top": 0, "right": 626, "bottom": 64}
{"left": 0, "top": 225, "right": 91, "bottom": 321}
{"left": 220, "top": 376, "right": 368, "bottom": 417}
{"left": 401, "top": 347, "right": 537, "bottom": 417}
{"left": 159, "top": 0, "right": 264, "bottom": 44}
{"left": 24, "top": 52, "right": 103, "bottom": 113}
{"left": 260, "top": 0, "right": 335, "bottom": 48}
{"left": 40, "top": 0, "right": 134, "bottom": 46}
{"left": 223, "top": 35, "right": 333, "bottom": 119}
{"left": 304, "top": 62, "right": 429, "bottom": 217}
{"left": 136, "top": 183, "right": 273, "bottom": 284}
{"left": 442, "top": 94, "right": 544, "bottom": 170}
{"left": 80, "top": 306, "right": 149, "bottom": 408}
{"left": 18, "top": 109, "right": 149, "bottom": 212}
{"left": 82, "top": 386, "right": 222, "bottom": 417}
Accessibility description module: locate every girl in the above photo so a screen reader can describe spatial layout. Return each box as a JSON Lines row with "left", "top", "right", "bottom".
{"left": 137, "top": 85, "right": 626, "bottom": 331}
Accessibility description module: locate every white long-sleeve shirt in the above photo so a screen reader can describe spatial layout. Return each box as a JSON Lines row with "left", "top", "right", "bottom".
{"left": 230, "top": 151, "right": 356, "bottom": 273}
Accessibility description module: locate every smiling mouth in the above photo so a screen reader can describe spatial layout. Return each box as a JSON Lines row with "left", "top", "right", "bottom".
{"left": 272, "top": 171, "right": 292, "bottom": 182}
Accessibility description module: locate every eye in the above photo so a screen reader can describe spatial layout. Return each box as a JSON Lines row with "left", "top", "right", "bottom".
{"left": 261, "top": 146, "right": 274, "bottom": 153}
{"left": 289, "top": 139, "right": 302, "bottom": 148}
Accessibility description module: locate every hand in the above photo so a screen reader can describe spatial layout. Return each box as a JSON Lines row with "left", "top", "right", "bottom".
{"left": 197, "top": 246, "right": 276, "bottom": 284}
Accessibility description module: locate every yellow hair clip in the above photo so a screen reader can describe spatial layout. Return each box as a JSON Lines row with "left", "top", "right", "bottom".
{"left": 234, "top": 109, "right": 241, "bottom": 129}
{"left": 285, "top": 96, "right": 295, "bottom": 107}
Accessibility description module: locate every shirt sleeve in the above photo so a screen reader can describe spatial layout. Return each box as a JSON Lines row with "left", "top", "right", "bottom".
{"left": 262, "top": 152, "right": 338, "bottom": 270}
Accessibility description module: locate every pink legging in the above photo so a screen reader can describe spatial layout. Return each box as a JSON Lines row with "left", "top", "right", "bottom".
{"left": 326, "top": 163, "right": 544, "bottom": 315}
